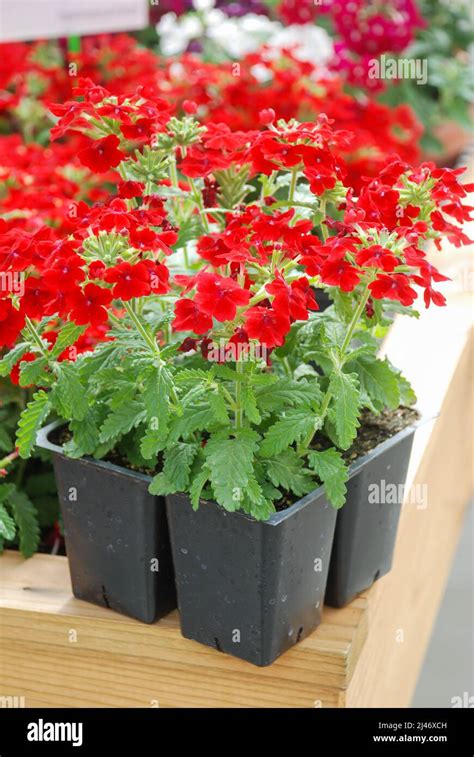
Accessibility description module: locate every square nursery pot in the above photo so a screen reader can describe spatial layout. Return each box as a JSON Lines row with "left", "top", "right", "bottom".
{"left": 166, "top": 490, "right": 337, "bottom": 667}
{"left": 37, "top": 421, "right": 177, "bottom": 623}
{"left": 325, "top": 421, "right": 420, "bottom": 608}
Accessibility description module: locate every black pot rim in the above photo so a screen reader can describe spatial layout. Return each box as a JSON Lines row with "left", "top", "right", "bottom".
{"left": 37, "top": 419, "right": 155, "bottom": 486}
{"left": 38, "top": 413, "right": 432, "bottom": 527}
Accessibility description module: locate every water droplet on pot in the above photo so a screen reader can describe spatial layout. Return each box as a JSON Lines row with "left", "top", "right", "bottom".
{"left": 281, "top": 595, "right": 287, "bottom": 603}
{"left": 201, "top": 564, "right": 207, "bottom": 571}
{"left": 269, "top": 598, "right": 276, "bottom": 605}
{"left": 180, "top": 548, "right": 188, "bottom": 554}
{"left": 288, "top": 628, "right": 294, "bottom": 637}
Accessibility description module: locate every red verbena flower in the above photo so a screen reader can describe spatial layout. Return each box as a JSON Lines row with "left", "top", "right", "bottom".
{"left": 355, "top": 245, "right": 399, "bottom": 272}
{"left": 104, "top": 261, "right": 152, "bottom": 300}
{"left": 0, "top": 300, "right": 25, "bottom": 347}
{"left": 78, "top": 135, "right": 126, "bottom": 173}
{"left": 68, "top": 283, "right": 113, "bottom": 326}
{"left": 320, "top": 258, "right": 361, "bottom": 292}
{"left": 369, "top": 274, "right": 417, "bottom": 307}
{"left": 244, "top": 305, "right": 290, "bottom": 349}
{"left": 194, "top": 272, "right": 250, "bottom": 322}
{"left": 172, "top": 298, "right": 213, "bottom": 335}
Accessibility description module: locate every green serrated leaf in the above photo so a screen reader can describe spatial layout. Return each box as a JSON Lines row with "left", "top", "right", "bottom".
{"left": 140, "top": 429, "right": 166, "bottom": 460}
{"left": 189, "top": 468, "right": 209, "bottom": 510}
{"left": 52, "top": 364, "right": 89, "bottom": 421}
{"left": 328, "top": 371, "right": 360, "bottom": 450}
{"left": 399, "top": 375, "right": 417, "bottom": 406}
{"left": 255, "top": 379, "right": 318, "bottom": 413}
{"left": 7, "top": 488, "right": 40, "bottom": 557}
{"left": 209, "top": 390, "right": 229, "bottom": 423}
{"left": 0, "top": 483, "right": 16, "bottom": 505}
{"left": 204, "top": 435, "right": 257, "bottom": 511}
{"left": 0, "top": 425, "right": 12, "bottom": 452}
{"left": 213, "top": 364, "right": 247, "bottom": 382}
{"left": 307, "top": 448, "right": 349, "bottom": 508}
{"left": 149, "top": 442, "right": 198, "bottom": 495}
{"left": 175, "top": 368, "right": 211, "bottom": 383}
{"left": 347, "top": 357, "right": 400, "bottom": 411}
{"left": 68, "top": 413, "right": 99, "bottom": 456}
{"left": 19, "top": 357, "right": 48, "bottom": 387}
{"left": 0, "top": 503, "right": 16, "bottom": 541}
{"left": 99, "top": 401, "right": 146, "bottom": 444}
{"left": 0, "top": 343, "right": 29, "bottom": 377}
{"left": 16, "top": 390, "right": 51, "bottom": 459}
{"left": 142, "top": 363, "right": 173, "bottom": 435}
{"left": 50, "top": 323, "right": 86, "bottom": 360}
{"left": 167, "top": 404, "right": 216, "bottom": 442}
{"left": 263, "top": 450, "right": 315, "bottom": 497}
{"left": 260, "top": 410, "right": 318, "bottom": 457}
{"left": 241, "top": 384, "right": 261, "bottom": 424}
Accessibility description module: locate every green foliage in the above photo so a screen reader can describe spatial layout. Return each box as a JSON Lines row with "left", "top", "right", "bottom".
{"left": 260, "top": 411, "right": 320, "bottom": 457}
{"left": 49, "top": 323, "right": 86, "bottom": 360}
{"left": 149, "top": 442, "right": 198, "bottom": 495}
{"left": 328, "top": 372, "right": 361, "bottom": 450}
{"left": 203, "top": 434, "right": 258, "bottom": 512}
{"left": 0, "top": 343, "right": 30, "bottom": 377}
{"left": 16, "top": 390, "right": 51, "bottom": 459}
{"left": 51, "top": 364, "right": 89, "bottom": 421}
{"left": 347, "top": 356, "right": 400, "bottom": 412}
{"left": 7, "top": 488, "right": 40, "bottom": 557}
{"left": 0, "top": 384, "right": 58, "bottom": 558}
{"left": 99, "top": 401, "right": 146, "bottom": 444}
{"left": 307, "top": 449, "right": 349, "bottom": 509}
{"left": 263, "top": 450, "right": 314, "bottom": 498}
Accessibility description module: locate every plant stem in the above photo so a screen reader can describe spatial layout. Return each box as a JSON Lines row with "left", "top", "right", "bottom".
{"left": 15, "top": 456, "right": 27, "bottom": 487}
{"left": 282, "top": 356, "right": 292, "bottom": 378}
{"left": 319, "top": 199, "right": 328, "bottom": 241}
{"left": 340, "top": 284, "right": 371, "bottom": 355}
{"left": 123, "top": 301, "right": 161, "bottom": 360}
{"left": 289, "top": 169, "right": 298, "bottom": 203}
{"left": 0, "top": 449, "right": 19, "bottom": 470}
{"left": 189, "top": 177, "right": 210, "bottom": 233}
{"left": 222, "top": 386, "right": 237, "bottom": 411}
{"left": 24, "top": 317, "right": 49, "bottom": 358}
{"left": 234, "top": 359, "right": 244, "bottom": 430}
{"left": 169, "top": 156, "right": 179, "bottom": 189}
{"left": 298, "top": 283, "right": 372, "bottom": 455}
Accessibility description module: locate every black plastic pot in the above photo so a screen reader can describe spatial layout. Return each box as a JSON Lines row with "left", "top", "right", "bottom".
{"left": 325, "top": 423, "right": 418, "bottom": 608}
{"left": 37, "top": 421, "right": 176, "bottom": 623}
{"left": 166, "top": 490, "right": 337, "bottom": 666}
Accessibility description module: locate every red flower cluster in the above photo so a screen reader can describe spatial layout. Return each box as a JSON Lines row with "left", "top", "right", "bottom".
{"left": 0, "top": 33, "right": 424, "bottom": 194}
{"left": 0, "top": 78, "right": 472, "bottom": 372}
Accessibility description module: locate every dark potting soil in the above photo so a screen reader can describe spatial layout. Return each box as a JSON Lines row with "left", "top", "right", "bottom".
{"left": 275, "top": 405, "right": 420, "bottom": 511}
{"left": 50, "top": 425, "right": 157, "bottom": 476}
{"left": 323, "top": 406, "right": 420, "bottom": 465}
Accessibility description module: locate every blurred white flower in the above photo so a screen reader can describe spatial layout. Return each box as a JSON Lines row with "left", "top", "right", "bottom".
{"left": 157, "top": 10, "right": 333, "bottom": 68}
{"left": 207, "top": 14, "right": 277, "bottom": 59}
{"left": 157, "top": 12, "right": 204, "bottom": 56}
{"left": 192, "top": 0, "right": 216, "bottom": 10}
{"left": 270, "top": 25, "right": 333, "bottom": 66}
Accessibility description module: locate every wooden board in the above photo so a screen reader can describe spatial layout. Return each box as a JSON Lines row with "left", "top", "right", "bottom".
{"left": 1, "top": 167, "right": 472, "bottom": 707}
